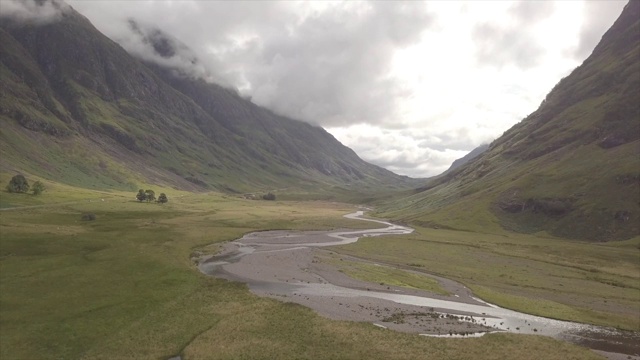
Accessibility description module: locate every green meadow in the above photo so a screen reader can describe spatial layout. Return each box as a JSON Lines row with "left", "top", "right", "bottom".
{"left": 0, "top": 177, "right": 619, "bottom": 359}
{"left": 320, "top": 253, "right": 450, "bottom": 296}
{"left": 336, "top": 226, "right": 640, "bottom": 331}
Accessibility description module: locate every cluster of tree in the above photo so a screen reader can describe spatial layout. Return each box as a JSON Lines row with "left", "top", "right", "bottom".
{"left": 6, "top": 174, "right": 45, "bottom": 195}
{"left": 262, "top": 192, "right": 276, "bottom": 201}
{"left": 136, "top": 189, "right": 168, "bottom": 204}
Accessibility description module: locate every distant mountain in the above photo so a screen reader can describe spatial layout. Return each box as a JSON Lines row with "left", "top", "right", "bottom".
{"left": 0, "top": 3, "right": 414, "bottom": 195}
{"left": 443, "top": 144, "right": 489, "bottom": 175}
{"left": 380, "top": 1, "right": 639, "bottom": 241}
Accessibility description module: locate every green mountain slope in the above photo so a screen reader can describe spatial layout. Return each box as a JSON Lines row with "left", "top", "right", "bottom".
{"left": 379, "top": 1, "right": 640, "bottom": 241}
{"left": 442, "top": 143, "right": 489, "bottom": 175}
{"left": 0, "top": 5, "right": 413, "bottom": 196}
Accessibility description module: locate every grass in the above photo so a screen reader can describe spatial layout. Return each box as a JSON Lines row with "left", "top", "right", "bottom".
{"left": 183, "top": 309, "right": 598, "bottom": 360}
{"left": 322, "top": 254, "right": 449, "bottom": 295}
{"left": 336, "top": 226, "right": 640, "bottom": 331}
{"left": 0, "top": 184, "right": 606, "bottom": 360}
{"left": 378, "top": 140, "right": 640, "bottom": 242}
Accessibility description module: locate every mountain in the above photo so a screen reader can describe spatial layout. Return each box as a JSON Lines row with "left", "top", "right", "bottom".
{"left": 0, "top": 3, "right": 414, "bottom": 196}
{"left": 379, "top": 1, "right": 639, "bottom": 241}
{"left": 443, "top": 144, "right": 489, "bottom": 174}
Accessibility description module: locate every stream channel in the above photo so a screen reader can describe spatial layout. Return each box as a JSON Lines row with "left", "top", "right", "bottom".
{"left": 198, "top": 211, "right": 639, "bottom": 358}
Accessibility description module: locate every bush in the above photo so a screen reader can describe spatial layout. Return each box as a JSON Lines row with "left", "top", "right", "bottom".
{"left": 32, "top": 181, "right": 45, "bottom": 195}
{"left": 136, "top": 189, "right": 146, "bottom": 202}
{"left": 81, "top": 213, "right": 96, "bottom": 221}
{"left": 145, "top": 189, "right": 156, "bottom": 203}
{"left": 6, "top": 174, "right": 30, "bottom": 193}
{"left": 263, "top": 192, "right": 276, "bottom": 201}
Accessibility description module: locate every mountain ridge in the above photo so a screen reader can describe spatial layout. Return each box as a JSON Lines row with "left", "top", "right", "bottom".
{"left": 443, "top": 143, "right": 489, "bottom": 175}
{"left": 0, "top": 3, "right": 416, "bottom": 196}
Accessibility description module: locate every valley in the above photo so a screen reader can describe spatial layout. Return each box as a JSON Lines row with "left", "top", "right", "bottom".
{"left": 198, "top": 211, "right": 639, "bottom": 356}
{"left": 1, "top": 1, "right": 639, "bottom": 359}
{"left": 2, "top": 183, "right": 636, "bottom": 359}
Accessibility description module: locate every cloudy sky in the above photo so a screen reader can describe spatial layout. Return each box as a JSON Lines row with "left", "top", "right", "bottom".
{"left": 6, "top": 0, "right": 627, "bottom": 177}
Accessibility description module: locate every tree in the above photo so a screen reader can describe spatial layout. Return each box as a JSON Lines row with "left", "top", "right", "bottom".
{"left": 6, "top": 174, "right": 30, "bottom": 193}
{"left": 158, "top": 193, "right": 168, "bottom": 204}
{"left": 31, "top": 181, "right": 45, "bottom": 195}
{"left": 136, "top": 189, "right": 146, "bottom": 202}
{"left": 263, "top": 192, "right": 276, "bottom": 201}
{"left": 145, "top": 189, "right": 156, "bottom": 203}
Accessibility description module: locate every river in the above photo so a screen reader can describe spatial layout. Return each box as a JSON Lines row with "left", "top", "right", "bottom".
{"left": 198, "top": 211, "right": 639, "bottom": 358}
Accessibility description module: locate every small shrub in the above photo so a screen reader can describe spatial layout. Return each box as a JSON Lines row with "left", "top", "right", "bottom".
{"left": 81, "top": 213, "right": 96, "bottom": 221}
{"left": 263, "top": 192, "right": 276, "bottom": 201}
{"left": 6, "top": 174, "right": 30, "bottom": 193}
{"left": 32, "top": 181, "right": 45, "bottom": 195}
{"left": 145, "top": 189, "right": 156, "bottom": 203}
{"left": 136, "top": 189, "right": 146, "bottom": 202}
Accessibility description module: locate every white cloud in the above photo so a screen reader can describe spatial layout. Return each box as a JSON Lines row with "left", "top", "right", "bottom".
{"left": 66, "top": 0, "right": 627, "bottom": 177}
{"left": 0, "top": 0, "right": 70, "bottom": 24}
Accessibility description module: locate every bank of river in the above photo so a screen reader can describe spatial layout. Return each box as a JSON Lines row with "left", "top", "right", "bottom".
{"left": 198, "top": 211, "right": 639, "bottom": 359}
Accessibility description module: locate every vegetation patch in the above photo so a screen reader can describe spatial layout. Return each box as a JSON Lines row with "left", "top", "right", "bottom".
{"left": 81, "top": 213, "right": 96, "bottom": 221}
{"left": 327, "top": 257, "right": 449, "bottom": 295}
{"left": 336, "top": 226, "right": 640, "bottom": 331}
{"left": 0, "top": 184, "right": 605, "bottom": 360}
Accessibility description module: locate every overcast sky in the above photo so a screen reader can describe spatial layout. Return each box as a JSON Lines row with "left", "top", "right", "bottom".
{"left": 5, "top": 1, "right": 627, "bottom": 177}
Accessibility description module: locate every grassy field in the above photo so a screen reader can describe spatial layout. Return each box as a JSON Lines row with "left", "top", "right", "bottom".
{"left": 320, "top": 253, "right": 450, "bottom": 295}
{"left": 0, "top": 181, "right": 606, "bottom": 359}
{"left": 335, "top": 226, "right": 640, "bottom": 331}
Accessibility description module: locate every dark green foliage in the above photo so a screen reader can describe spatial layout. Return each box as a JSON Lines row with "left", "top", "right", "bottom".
{"left": 136, "top": 189, "right": 146, "bottom": 202}
{"left": 158, "top": 193, "right": 168, "bottom": 204}
{"left": 6, "top": 174, "right": 30, "bottom": 193}
{"left": 145, "top": 190, "right": 156, "bottom": 203}
{"left": 31, "top": 181, "right": 45, "bottom": 195}
{"left": 81, "top": 213, "right": 96, "bottom": 221}
{"left": 263, "top": 192, "right": 276, "bottom": 201}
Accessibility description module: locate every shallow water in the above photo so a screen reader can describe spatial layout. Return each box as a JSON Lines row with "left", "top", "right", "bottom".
{"left": 199, "top": 211, "right": 639, "bottom": 356}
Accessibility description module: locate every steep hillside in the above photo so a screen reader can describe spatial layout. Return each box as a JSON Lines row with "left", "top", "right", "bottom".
{"left": 0, "top": 4, "right": 413, "bottom": 196}
{"left": 379, "top": 1, "right": 639, "bottom": 241}
{"left": 442, "top": 143, "right": 489, "bottom": 175}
